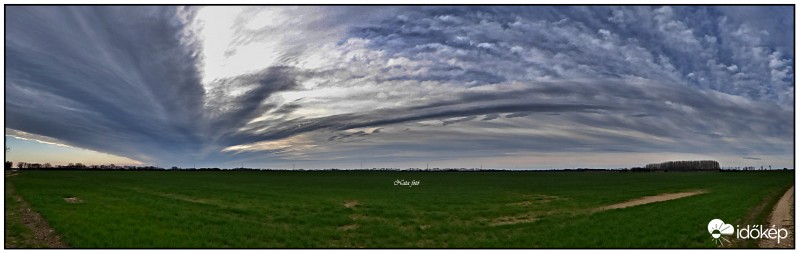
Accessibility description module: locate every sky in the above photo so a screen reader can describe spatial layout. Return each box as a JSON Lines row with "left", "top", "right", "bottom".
{"left": 4, "top": 6, "right": 795, "bottom": 169}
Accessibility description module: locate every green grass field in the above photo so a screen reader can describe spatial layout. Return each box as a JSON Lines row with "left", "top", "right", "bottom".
{"left": 4, "top": 170, "right": 794, "bottom": 248}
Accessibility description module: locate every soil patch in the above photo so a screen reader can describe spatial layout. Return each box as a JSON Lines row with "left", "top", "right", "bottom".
{"left": 158, "top": 194, "right": 211, "bottom": 205}
{"left": 490, "top": 215, "right": 539, "bottom": 226}
{"left": 343, "top": 200, "right": 359, "bottom": 209}
{"left": 63, "top": 197, "right": 82, "bottom": 203}
{"left": 509, "top": 194, "right": 561, "bottom": 206}
{"left": 759, "top": 186, "right": 794, "bottom": 248}
{"left": 126, "top": 187, "right": 215, "bottom": 206}
{"left": 337, "top": 223, "right": 359, "bottom": 231}
{"left": 595, "top": 190, "right": 708, "bottom": 211}
{"left": 5, "top": 181, "right": 69, "bottom": 248}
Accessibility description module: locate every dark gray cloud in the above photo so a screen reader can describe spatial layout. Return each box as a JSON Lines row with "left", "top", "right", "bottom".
{"left": 206, "top": 67, "right": 300, "bottom": 138}
{"left": 6, "top": 6, "right": 207, "bottom": 164}
{"left": 222, "top": 100, "right": 621, "bottom": 146}
{"left": 442, "top": 116, "right": 477, "bottom": 125}
{"left": 482, "top": 114, "right": 500, "bottom": 121}
{"left": 505, "top": 113, "right": 529, "bottom": 119}
{"left": 328, "top": 130, "right": 369, "bottom": 141}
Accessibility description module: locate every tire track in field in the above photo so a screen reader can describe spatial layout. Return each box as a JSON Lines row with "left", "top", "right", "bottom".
{"left": 154, "top": 193, "right": 214, "bottom": 205}
{"left": 489, "top": 190, "right": 708, "bottom": 226}
{"left": 328, "top": 199, "right": 359, "bottom": 248}
{"left": 759, "top": 186, "right": 794, "bottom": 248}
{"left": 121, "top": 186, "right": 269, "bottom": 219}
{"left": 122, "top": 187, "right": 228, "bottom": 206}
{"left": 4, "top": 178, "right": 69, "bottom": 248}
{"left": 339, "top": 200, "right": 360, "bottom": 232}
{"left": 594, "top": 190, "right": 708, "bottom": 211}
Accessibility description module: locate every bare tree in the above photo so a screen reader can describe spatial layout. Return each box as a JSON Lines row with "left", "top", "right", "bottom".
{"left": 645, "top": 160, "right": 720, "bottom": 171}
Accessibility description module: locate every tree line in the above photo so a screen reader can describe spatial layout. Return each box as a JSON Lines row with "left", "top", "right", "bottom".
{"left": 4, "top": 160, "right": 788, "bottom": 172}
{"left": 644, "top": 160, "right": 720, "bottom": 171}
{"left": 5, "top": 161, "right": 163, "bottom": 171}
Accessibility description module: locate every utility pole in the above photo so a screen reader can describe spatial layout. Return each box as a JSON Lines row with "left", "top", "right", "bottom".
{"left": 426, "top": 163, "right": 429, "bottom": 171}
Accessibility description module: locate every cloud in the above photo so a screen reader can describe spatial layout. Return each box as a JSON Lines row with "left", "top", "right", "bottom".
{"left": 5, "top": 6, "right": 794, "bottom": 168}
{"left": 505, "top": 112, "right": 529, "bottom": 119}
{"left": 327, "top": 130, "right": 370, "bottom": 141}
{"left": 482, "top": 114, "right": 501, "bottom": 121}
{"left": 223, "top": 99, "right": 621, "bottom": 146}
{"left": 442, "top": 116, "right": 478, "bottom": 125}
{"left": 221, "top": 78, "right": 791, "bottom": 165}
{"left": 6, "top": 129, "right": 78, "bottom": 149}
{"left": 6, "top": 6, "right": 206, "bottom": 165}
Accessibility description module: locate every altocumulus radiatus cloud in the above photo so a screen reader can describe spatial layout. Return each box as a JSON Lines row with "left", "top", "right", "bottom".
{"left": 5, "top": 6, "right": 794, "bottom": 168}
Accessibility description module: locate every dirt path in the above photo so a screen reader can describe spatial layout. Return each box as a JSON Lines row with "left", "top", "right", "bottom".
{"left": 759, "top": 186, "right": 794, "bottom": 248}
{"left": 4, "top": 179, "right": 69, "bottom": 248}
{"left": 489, "top": 190, "right": 708, "bottom": 226}
{"left": 595, "top": 190, "right": 708, "bottom": 211}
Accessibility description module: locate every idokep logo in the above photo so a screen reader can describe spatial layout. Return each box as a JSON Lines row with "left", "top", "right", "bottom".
{"left": 707, "top": 218, "right": 790, "bottom": 246}
{"left": 708, "top": 219, "right": 734, "bottom": 245}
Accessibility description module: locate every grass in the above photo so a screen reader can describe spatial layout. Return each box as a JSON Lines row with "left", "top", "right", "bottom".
{"left": 5, "top": 170, "right": 794, "bottom": 248}
{"left": 4, "top": 178, "right": 41, "bottom": 248}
